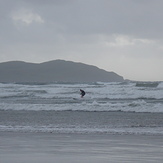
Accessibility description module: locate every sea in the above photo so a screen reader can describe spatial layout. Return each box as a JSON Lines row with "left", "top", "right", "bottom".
{"left": 0, "top": 81, "right": 163, "bottom": 135}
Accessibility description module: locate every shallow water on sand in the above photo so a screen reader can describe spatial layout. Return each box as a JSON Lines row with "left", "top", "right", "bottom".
{"left": 1, "top": 132, "right": 163, "bottom": 163}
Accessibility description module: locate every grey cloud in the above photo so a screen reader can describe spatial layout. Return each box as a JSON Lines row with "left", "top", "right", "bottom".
{"left": 2, "top": 0, "right": 163, "bottom": 39}
{"left": 0, "top": 0, "right": 163, "bottom": 81}
{"left": 23, "top": 0, "right": 74, "bottom": 6}
{"left": 33, "top": 0, "right": 163, "bottom": 39}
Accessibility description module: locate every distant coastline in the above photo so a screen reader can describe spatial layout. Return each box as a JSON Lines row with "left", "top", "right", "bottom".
{"left": 0, "top": 60, "right": 124, "bottom": 83}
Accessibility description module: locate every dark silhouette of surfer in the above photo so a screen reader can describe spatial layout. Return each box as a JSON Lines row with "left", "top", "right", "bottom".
{"left": 80, "top": 89, "right": 85, "bottom": 98}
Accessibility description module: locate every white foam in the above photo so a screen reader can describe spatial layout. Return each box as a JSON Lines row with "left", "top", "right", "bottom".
{"left": 0, "top": 82, "right": 163, "bottom": 113}
{"left": 158, "top": 82, "right": 163, "bottom": 88}
{"left": 1, "top": 124, "right": 163, "bottom": 135}
{"left": 0, "top": 98, "right": 163, "bottom": 113}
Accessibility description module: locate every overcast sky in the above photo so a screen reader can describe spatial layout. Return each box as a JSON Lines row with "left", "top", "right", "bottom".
{"left": 0, "top": 0, "right": 163, "bottom": 81}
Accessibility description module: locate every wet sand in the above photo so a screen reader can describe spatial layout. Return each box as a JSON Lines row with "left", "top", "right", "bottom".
{"left": 0, "top": 132, "right": 163, "bottom": 163}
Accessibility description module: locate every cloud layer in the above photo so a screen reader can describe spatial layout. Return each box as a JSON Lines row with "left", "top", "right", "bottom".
{"left": 0, "top": 0, "right": 163, "bottom": 81}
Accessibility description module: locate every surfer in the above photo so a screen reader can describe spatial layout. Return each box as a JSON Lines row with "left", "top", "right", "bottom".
{"left": 80, "top": 89, "right": 85, "bottom": 98}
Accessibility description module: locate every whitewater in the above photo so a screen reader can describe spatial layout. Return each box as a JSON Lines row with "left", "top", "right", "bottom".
{"left": 0, "top": 81, "right": 163, "bottom": 135}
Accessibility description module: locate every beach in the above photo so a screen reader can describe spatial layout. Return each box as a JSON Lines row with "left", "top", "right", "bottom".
{"left": 1, "top": 132, "right": 163, "bottom": 163}
{"left": 1, "top": 81, "right": 163, "bottom": 162}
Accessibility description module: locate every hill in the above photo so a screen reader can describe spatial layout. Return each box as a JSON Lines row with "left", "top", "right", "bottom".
{"left": 0, "top": 60, "right": 124, "bottom": 82}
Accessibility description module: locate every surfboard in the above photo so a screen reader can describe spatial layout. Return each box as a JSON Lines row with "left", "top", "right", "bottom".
{"left": 73, "top": 98, "right": 79, "bottom": 100}
{"left": 73, "top": 98, "right": 83, "bottom": 101}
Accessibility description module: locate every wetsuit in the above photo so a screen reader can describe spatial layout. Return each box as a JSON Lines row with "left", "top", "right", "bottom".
{"left": 80, "top": 89, "right": 85, "bottom": 98}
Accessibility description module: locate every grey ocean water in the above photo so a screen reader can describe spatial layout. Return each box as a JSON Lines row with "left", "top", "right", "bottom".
{"left": 0, "top": 81, "right": 163, "bottom": 135}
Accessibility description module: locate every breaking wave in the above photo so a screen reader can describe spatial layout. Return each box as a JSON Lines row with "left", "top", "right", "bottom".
{"left": 135, "top": 82, "right": 159, "bottom": 87}
{"left": 0, "top": 81, "right": 163, "bottom": 113}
